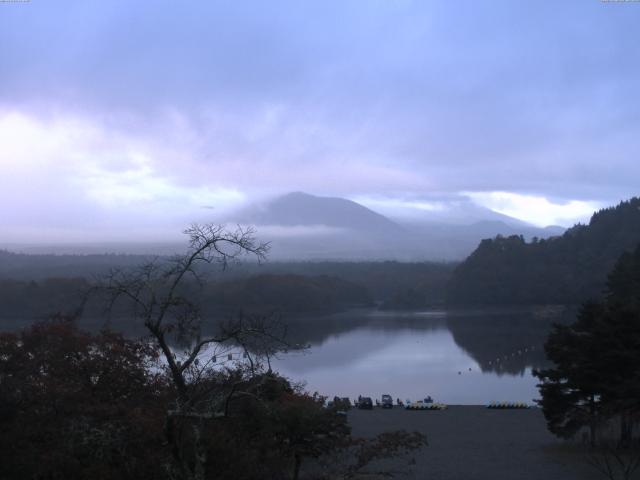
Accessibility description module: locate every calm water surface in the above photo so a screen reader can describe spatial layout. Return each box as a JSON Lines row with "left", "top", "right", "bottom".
{"left": 272, "top": 307, "right": 570, "bottom": 405}
{"left": 4, "top": 307, "right": 569, "bottom": 406}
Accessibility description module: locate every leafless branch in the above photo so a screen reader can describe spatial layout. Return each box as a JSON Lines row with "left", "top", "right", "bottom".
{"left": 587, "top": 442, "right": 640, "bottom": 480}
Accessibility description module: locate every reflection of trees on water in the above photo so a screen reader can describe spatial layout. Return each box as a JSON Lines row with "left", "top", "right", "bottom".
{"left": 280, "top": 307, "right": 575, "bottom": 378}
{"left": 31, "top": 306, "right": 577, "bottom": 378}
{"left": 281, "top": 310, "right": 449, "bottom": 348}
{"left": 446, "top": 306, "right": 576, "bottom": 375}
{"left": 274, "top": 310, "right": 452, "bottom": 374}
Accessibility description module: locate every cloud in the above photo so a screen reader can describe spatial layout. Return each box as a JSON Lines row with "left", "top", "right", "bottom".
{"left": 79, "top": 153, "right": 244, "bottom": 211}
{"left": 349, "top": 195, "right": 449, "bottom": 220}
{"left": 465, "top": 192, "right": 601, "bottom": 227}
{"left": 1, "top": 1, "right": 639, "bottom": 240}
{"left": 0, "top": 110, "right": 246, "bottom": 241}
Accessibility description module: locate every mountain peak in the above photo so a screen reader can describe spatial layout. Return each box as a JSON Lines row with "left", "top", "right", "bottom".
{"left": 220, "top": 192, "right": 568, "bottom": 261}
{"left": 243, "top": 192, "right": 400, "bottom": 232}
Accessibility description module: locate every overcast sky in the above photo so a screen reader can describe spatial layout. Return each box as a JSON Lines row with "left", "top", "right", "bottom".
{"left": 1, "top": 0, "right": 639, "bottom": 241}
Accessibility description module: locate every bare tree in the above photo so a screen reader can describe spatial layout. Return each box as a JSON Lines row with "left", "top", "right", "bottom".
{"left": 99, "top": 224, "right": 289, "bottom": 480}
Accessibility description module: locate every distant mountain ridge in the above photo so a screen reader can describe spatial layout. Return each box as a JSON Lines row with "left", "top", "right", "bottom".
{"left": 2, "top": 191, "right": 566, "bottom": 261}
{"left": 447, "top": 197, "right": 640, "bottom": 305}
{"left": 222, "top": 192, "right": 564, "bottom": 261}
{"left": 381, "top": 199, "right": 537, "bottom": 229}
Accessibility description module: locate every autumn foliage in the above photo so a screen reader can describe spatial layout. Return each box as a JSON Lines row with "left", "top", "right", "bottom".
{"left": 0, "top": 317, "right": 168, "bottom": 479}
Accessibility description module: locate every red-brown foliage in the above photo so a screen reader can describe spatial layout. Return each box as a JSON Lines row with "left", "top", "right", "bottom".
{"left": 0, "top": 317, "right": 168, "bottom": 480}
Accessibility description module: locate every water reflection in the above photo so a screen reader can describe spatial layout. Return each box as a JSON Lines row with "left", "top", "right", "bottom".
{"left": 446, "top": 307, "right": 570, "bottom": 376}
{"left": 272, "top": 307, "right": 571, "bottom": 405}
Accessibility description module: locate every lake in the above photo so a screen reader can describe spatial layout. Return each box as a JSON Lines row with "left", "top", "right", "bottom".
{"left": 2, "top": 306, "right": 571, "bottom": 405}
{"left": 272, "top": 307, "right": 572, "bottom": 405}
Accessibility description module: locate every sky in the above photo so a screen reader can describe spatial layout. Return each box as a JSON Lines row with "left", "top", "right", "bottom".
{"left": 1, "top": 0, "right": 639, "bottom": 242}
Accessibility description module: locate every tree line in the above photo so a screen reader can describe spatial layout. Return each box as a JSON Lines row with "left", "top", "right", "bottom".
{"left": 0, "top": 250, "right": 454, "bottom": 320}
{"left": 0, "top": 273, "right": 372, "bottom": 325}
{"left": 447, "top": 197, "right": 640, "bottom": 305}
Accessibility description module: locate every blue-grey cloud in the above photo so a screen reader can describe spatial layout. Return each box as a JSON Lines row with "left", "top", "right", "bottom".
{"left": 1, "top": 0, "right": 639, "bottom": 237}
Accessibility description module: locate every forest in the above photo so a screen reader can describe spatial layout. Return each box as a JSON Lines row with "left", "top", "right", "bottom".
{"left": 447, "top": 198, "right": 640, "bottom": 306}
{"left": 0, "top": 255, "right": 453, "bottom": 326}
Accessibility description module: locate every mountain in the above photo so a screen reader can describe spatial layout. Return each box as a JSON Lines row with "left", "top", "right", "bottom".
{"left": 384, "top": 199, "right": 534, "bottom": 228}
{"left": 234, "top": 192, "right": 401, "bottom": 234}
{"left": 447, "top": 197, "right": 640, "bottom": 305}
{"left": 2, "top": 191, "right": 565, "bottom": 261}
{"left": 225, "top": 192, "right": 414, "bottom": 260}
{"left": 222, "top": 192, "right": 564, "bottom": 261}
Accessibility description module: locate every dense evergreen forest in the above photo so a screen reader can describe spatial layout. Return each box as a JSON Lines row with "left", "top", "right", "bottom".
{"left": 0, "top": 251, "right": 453, "bottom": 302}
{"left": 0, "top": 254, "right": 454, "bottom": 325}
{"left": 447, "top": 197, "right": 640, "bottom": 306}
{"left": 0, "top": 275, "right": 370, "bottom": 327}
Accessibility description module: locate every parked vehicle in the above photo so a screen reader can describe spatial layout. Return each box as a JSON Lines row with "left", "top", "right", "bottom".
{"left": 332, "top": 396, "right": 352, "bottom": 411}
{"left": 381, "top": 394, "right": 393, "bottom": 409}
{"left": 357, "top": 396, "right": 373, "bottom": 409}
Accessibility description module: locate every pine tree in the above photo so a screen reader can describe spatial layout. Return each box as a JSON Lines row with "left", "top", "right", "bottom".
{"left": 535, "top": 244, "right": 640, "bottom": 446}
{"left": 534, "top": 302, "right": 606, "bottom": 445}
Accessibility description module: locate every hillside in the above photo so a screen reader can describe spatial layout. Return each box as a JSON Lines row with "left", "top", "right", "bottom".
{"left": 236, "top": 192, "right": 401, "bottom": 233}
{"left": 226, "top": 192, "right": 414, "bottom": 260}
{"left": 0, "top": 258, "right": 454, "bottom": 323}
{"left": 223, "top": 192, "right": 564, "bottom": 261}
{"left": 447, "top": 197, "right": 640, "bottom": 305}
{"left": 202, "top": 274, "right": 373, "bottom": 314}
